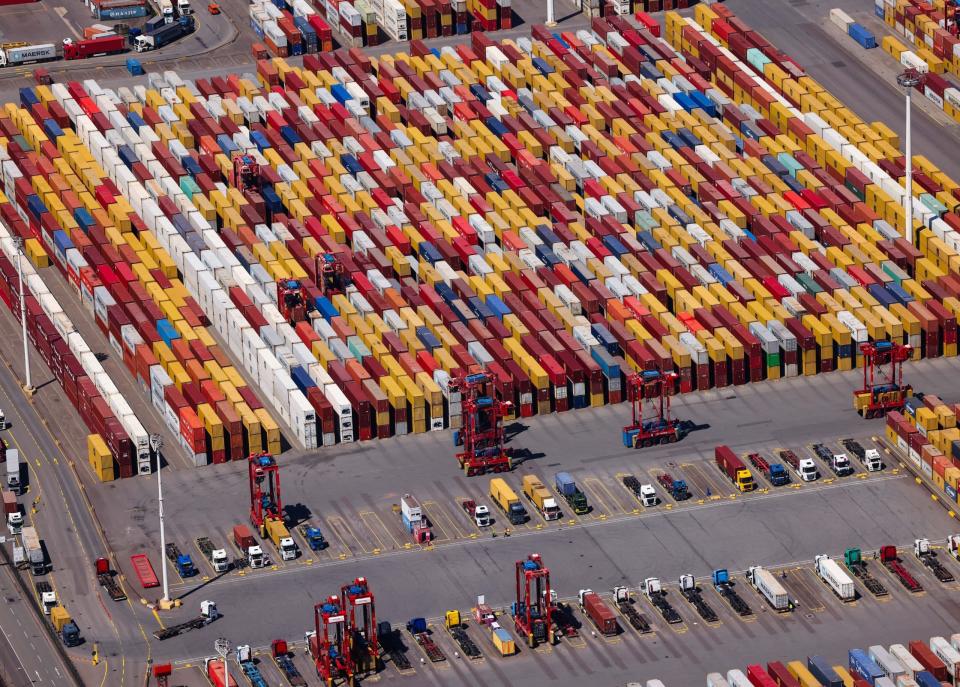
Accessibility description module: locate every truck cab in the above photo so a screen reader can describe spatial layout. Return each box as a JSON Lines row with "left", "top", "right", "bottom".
{"left": 830, "top": 453, "right": 854, "bottom": 476}
{"left": 177, "top": 0, "right": 192, "bottom": 14}
{"left": 767, "top": 463, "right": 789, "bottom": 486}
{"left": 7, "top": 448, "right": 21, "bottom": 494}
{"left": 210, "top": 548, "right": 229, "bottom": 573}
{"left": 639, "top": 484, "right": 657, "bottom": 507}
{"left": 278, "top": 536, "right": 298, "bottom": 561}
{"left": 472, "top": 504, "right": 491, "bottom": 527}
{"left": 862, "top": 448, "right": 882, "bottom": 471}
{"left": 175, "top": 554, "right": 198, "bottom": 577}
{"left": 641, "top": 577, "right": 662, "bottom": 597}
{"left": 41, "top": 590, "right": 57, "bottom": 615}
{"left": 797, "top": 458, "right": 818, "bottom": 481}
{"left": 247, "top": 545, "right": 265, "bottom": 568}
{"left": 7, "top": 510, "right": 22, "bottom": 535}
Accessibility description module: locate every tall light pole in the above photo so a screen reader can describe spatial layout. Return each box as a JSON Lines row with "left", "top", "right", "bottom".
{"left": 12, "top": 237, "right": 33, "bottom": 396}
{"left": 151, "top": 433, "right": 170, "bottom": 606}
{"left": 546, "top": 0, "right": 555, "bottom": 25}
{"left": 897, "top": 68, "right": 923, "bottom": 246}
{"left": 213, "top": 638, "right": 231, "bottom": 686}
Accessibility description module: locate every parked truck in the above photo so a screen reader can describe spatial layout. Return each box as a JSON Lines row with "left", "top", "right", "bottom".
{"left": 814, "top": 443, "right": 854, "bottom": 477}
{"left": 196, "top": 537, "right": 229, "bottom": 572}
{"left": 461, "top": 500, "right": 491, "bottom": 527}
{"left": 489, "top": 478, "right": 527, "bottom": 525}
{"left": 94, "top": 557, "right": 127, "bottom": 601}
{"left": 779, "top": 449, "right": 818, "bottom": 481}
{"left": 914, "top": 538, "right": 954, "bottom": 582}
{"left": 400, "top": 493, "right": 433, "bottom": 543}
{"left": 50, "top": 606, "right": 82, "bottom": 647}
{"left": 554, "top": 472, "right": 589, "bottom": 514}
{"left": 232, "top": 524, "right": 265, "bottom": 568}
{"left": 21, "top": 526, "right": 44, "bottom": 575}
{"left": 6, "top": 448, "right": 20, "bottom": 494}
{"left": 678, "top": 574, "right": 718, "bottom": 623}
{"left": 521, "top": 475, "right": 561, "bottom": 520}
{"left": 841, "top": 438, "right": 883, "bottom": 471}
{"left": 712, "top": 569, "right": 751, "bottom": 616}
{"left": 578, "top": 589, "right": 618, "bottom": 635}
{"left": 747, "top": 452, "right": 789, "bottom": 486}
{"left": 165, "top": 543, "right": 198, "bottom": 578}
{"left": 297, "top": 525, "right": 327, "bottom": 551}
{"left": 62, "top": 35, "right": 127, "bottom": 60}
{"left": 815, "top": 554, "right": 856, "bottom": 601}
{"left": 4, "top": 489, "right": 21, "bottom": 534}
{"left": 843, "top": 548, "right": 887, "bottom": 597}
{"left": 265, "top": 518, "right": 298, "bottom": 561}
{"left": 444, "top": 610, "right": 481, "bottom": 659}
{"left": 0, "top": 44, "right": 61, "bottom": 68}
{"left": 133, "top": 16, "right": 195, "bottom": 51}
{"left": 611, "top": 586, "right": 651, "bottom": 633}
{"left": 622, "top": 475, "right": 657, "bottom": 506}
{"left": 746, "top": 566, "right": 790, "bottom": 612}
{"left": 641, "top": 577, "right": 681, "bottom": 624}
{"left": 880, "top": 545, "right": 922, "bottom": 592}
{"left": 657, "top": 472, "right": 691, "bottom": 501}
{"left": 715, "top": 445, "right": 756, "bottom": 491}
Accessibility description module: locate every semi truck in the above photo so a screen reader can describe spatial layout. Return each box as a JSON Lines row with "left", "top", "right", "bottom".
{"left": 196, "top": 537, "right": 229, "bottom": 572}
{"left": 489, "top": 477, "right": 527, "bottom": 525}
{"left": 62, "top": 35, "right": 127, "bottom": 60}
{"left": 841, "top": 438, "right": 883, "bottom": 471}
{"left": 165, "top": 543, "right": 198, "bottom": 578}
{"left": 134, "top": 16, "right": 195, "bottom": 51}
{"left": 746, "top": 566, "right": 789, "bottom": 611}
{"left": 0, "top": 44, "right": 61, "bottom": 68}
{"left": 779, "top": 449, "right": 818, "bottom": 481}
{"left": 265, "top": 518, "right": 298, "bottom": 561}
{"left": 6, "top": 448, "right": 20, "bottom": 494}
{"left": 94, "top": 557, "right": 127, "bottom": 601}
{"left": 814, "top": 443, "right": 854, "bottom": 477}
{"left": 815, "top": 554, "right": 856, "bottom": 601}
{"left": 461, "top": 500, "right": 491, "bottom": 527}
{"left": 521, "top": 475, "right": 560, "bottom": 520}
{"left": 622, "top": 475, "right": 657, "bottom": 506}
{"left": 554, "top": 472, "right": 589, "bottom": 514}
{"left": 232, "top": 524, "right": 265, "bottom": 568}
{"left": 578, "top": 589, "right": 618, "bottom": 635}
{"left": 715, "top": 445, "right": 755, "bottom": 491}
{"left": 21, "top": 526, "right": 45, "bottom": 575}
{"left": 50, "top": 606, "right": 82, "bottom": 647}
{"left": 747, "top": 453, "right": 789, "bottom": 486}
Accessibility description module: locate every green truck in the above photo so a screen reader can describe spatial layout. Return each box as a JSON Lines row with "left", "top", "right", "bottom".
{"left": 554, "top": 472, "right": 589, "bottom": 515}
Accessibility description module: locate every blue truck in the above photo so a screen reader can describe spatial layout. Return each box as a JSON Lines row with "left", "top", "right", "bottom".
{"left": 298, "top": 524, "right": 327, "bottom": 551}
{"left": 133, "top": 16, "right": 194, "bottom": 52}
{"left": 747, "top": 452, "right": 790, "bottom": 486}
{"left": 165, "top": 543, "right": 197, "bottom": 578}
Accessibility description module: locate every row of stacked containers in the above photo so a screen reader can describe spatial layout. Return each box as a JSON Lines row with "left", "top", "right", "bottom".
{"left": 5, "top": 6, "right": 960, "bottom": 477}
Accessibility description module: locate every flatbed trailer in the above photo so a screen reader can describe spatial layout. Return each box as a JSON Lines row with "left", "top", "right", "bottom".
{"left": 612, "top": 588, "right": 651, "bottom": 633}
{"left": 843, "top": 548, "right": 888, "bottom": 597}
{"left": 130, "top": 554, "right": 159, "bottom": 589}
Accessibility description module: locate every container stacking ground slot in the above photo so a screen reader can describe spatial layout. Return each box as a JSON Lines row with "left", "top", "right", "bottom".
{"left": 8, "top": 0, "right": 960, "bottom": 473}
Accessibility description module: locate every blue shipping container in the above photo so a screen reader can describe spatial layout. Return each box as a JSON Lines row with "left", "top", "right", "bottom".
{"left": 849, "top": 649, "right": 885, "bottom": 685}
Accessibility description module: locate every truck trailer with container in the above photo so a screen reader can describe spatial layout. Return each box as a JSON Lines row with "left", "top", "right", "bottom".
{"left": 815, "top": 555, "right": 856, "bottom": 601}
{"left": 746, "top": 566, "right": 789, "bottom": 611}
{"left": 715, "top": 445, "right": 755, "bottom": 491}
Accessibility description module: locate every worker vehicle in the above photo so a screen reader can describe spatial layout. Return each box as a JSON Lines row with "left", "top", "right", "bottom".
{"left": 133, "top": 16, "right": 195, "bottom": 51}
{"left": 779, "top": 449, "right": 818, "bottom": 482}
{"left": 554, "top": 472, "right": 589, "bottom": 514}
{"left": 814, "top": 554, "right": 856, "bottom": 601}
{"left": 196, "top": 537, "right": 230, "bottom": 573}
{"left": 94, "top": 557, "right": 127, "bottom": 601}
{"left": 842, "top": 548, "right": 888, "bottom": 597}
{"left": 813, "top": 443, "right": 854, "bottom": 477}
{"left": 657, "top": 473, "right": 691, "bottom": 501}
{"left": 0, "top": 44, "right": 61, "bottom": 68}
{"left": 622, "top": 475, "right": 657, "bottom": 506}
{"left": 153, "top": 600, "right": 219, "bottom": 640}
{"left": 453, "top": 372, "right": 513, "bottom": 475}
{"left": 521, "top": 475, "right": 561, "bottom": 520}
{"left": 298, "top": 524, "right": 327, "bottom": 551}
{"left": 50, "top": 606, "right": 82, "bottom": 647}
{"left": 715, "top": 445, "right": 756, "bottom": 491}
{"left": 746, "top": 566, "right": 790, "bottom": 612}
{"left": 165, "top": 543, "right": 198, "bottom": 578}
{"left": 62, "top": 35, "right": 126, "bottom": 60}
{"left": 747, "top": 452, "right": 789, "bottom": 486}
{"left": 473, "top": 597, "right": 496, "bottom": 626}
{"left": 854, "top": 341, "right": 912, "bottom": 418}
{"left": 641, "top": 577, "right": 681, "bottom": 624}
{"left": 233, "top": 524, "right": 265, "bottom": 568}
{"left": 612, "top": 586, "right": 651, "bottom": 633}
{"left": 711, "top": 569, "right": 751, "bottom": 616}
{"left": 489, "top": 478, "right": 527, "bottom": 525}
{"left": 461, "top": 500, "right": 491, "bottom": 527}
{"left": 6, "top": 448, "right": 21, "bottom": 494}
{"left": 444, "top": 610, "right": 482, "bottom": 659}
{"left": 407, "top": 617, "right": 446, "bottom": 662}
{"left": 678, "top": 574, "right": 718, "bottom": 623}
{"left": 578, "top": 589, "right": 618, "bottom": 635}
{"left": 880, "top": 545, "right": 922, "bottom": 592}
{"left": 841, "top": 438, "right": 883, "bottom": 471}
{"left": 622, "top": 370, "right": 684, "bottom": 447}
{"left": 914, "top": 538, "right": 955, "bottom": 583}
{"left": 207, "top": 2, "right": 220, "bottom": 12}
{"left": 21, "top": 526, "right": 44, "bottom": 575}
{"left": 400, "top": 493, "right": 433, "bottom": 544}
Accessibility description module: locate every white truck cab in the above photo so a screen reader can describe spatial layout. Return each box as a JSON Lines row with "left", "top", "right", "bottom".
{"left": 177, "top": 0, "right": 192, "bottom": 14}
{"left": 247, "top": 544, "right": 265, "bottom": 568}
{"left": 797, "top": 458, "right": 818, "bottom": 482}
{"left": 862, "top": 448, "right": 882, "bottom": 471}
{"left": 278, "top": 536, "right": 298, "bottom": 561}
{"left": 639, "top": 484, "right": 657, "bottom": 507}
{"left": 41, "top": 591, "right": 57, "bottom": 615}
{"left": 473, "top": 504, "right": 491, "bottom": 527}
{"left": 210, "top": 548, "right": 229, "bottom": 573}
{"left": 7, "top": 511, "right": 22, "bottom": 535}
{"left": 831, "top": 453, "right": 853, "bottom": 476}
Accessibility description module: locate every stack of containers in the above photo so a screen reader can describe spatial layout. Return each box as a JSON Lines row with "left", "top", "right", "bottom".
{"left": 878, "top": 0, "right": 960, "bottom": 80}
{"left": 405, "top": 0, "right": 422, "bottom": 39}
{"left": 10, "top": 10, "right": 960, "bottom": 455}
{"left": 354, "top": 0, "right": 380, "bottom": 45}
{"left": 887, "top": 394, "right": 960, "bottom": 501}
{"left": 340, "top": 2, "right": 363, "bottom": 47}
{"left": 87, "top": 433, "right": 113, "bottom": 482}
{"left": 375, "top": 0, "right": 409, "bottom": 41}
{"left": 453, "top": 0, "right": 467, "bottom": 33}
{"left": 468, "top": 0, "right": 496, "bottom": 31}
{"left": 278, "top": 14, "right": 304, "bottom": 56}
